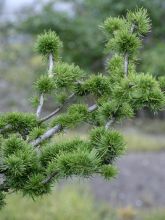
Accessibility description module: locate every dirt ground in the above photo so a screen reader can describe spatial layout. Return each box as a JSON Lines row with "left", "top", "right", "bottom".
{"left": 88, "top": 152, "right": 165, "bottom": 209}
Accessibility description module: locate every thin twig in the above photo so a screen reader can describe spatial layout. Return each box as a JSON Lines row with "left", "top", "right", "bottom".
{"left": 39, "top": 93, "right": 75, "bottom": 123}
{"left": 42, "top": 171, "right": 58, "bottom": 185}
{"left": 40, "top": 107, "right": 62, "bottom": 123}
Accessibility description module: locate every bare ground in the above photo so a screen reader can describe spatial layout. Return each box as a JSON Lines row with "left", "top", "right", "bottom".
{"left": 87, "top": 152, "right": 165, "bottom": 209}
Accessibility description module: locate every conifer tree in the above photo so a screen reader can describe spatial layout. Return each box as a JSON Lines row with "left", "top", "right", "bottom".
{"left": 0, "top": 8, "right": 164, "bottom": 208}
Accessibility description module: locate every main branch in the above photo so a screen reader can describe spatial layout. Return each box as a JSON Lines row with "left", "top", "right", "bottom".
{"left": 32, "top": 104, "right": 98, "bottom": 147}
{"left": 30, "top": 124, "right": 62, "bottom": 147}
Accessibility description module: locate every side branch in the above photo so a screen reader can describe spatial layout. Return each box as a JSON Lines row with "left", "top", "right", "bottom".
{"left": 124, "top": 52, "right": 128, "bottom": 77}
{"left": 36, "top": 93, "right": 44, "bottom": 118}
{"left": 124, "top": 24, "right": 135, "bottom": 77}
{"left": 48, "top": 53, "right": 54, "bottom": 77}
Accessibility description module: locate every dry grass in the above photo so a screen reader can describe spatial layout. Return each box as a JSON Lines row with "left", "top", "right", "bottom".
{"left": 123, "top": 131, "right": 165, "bottom": 152}
{"left": 0, "top": 185, "right": 114, "bottom": 220}
{"left": 0, "top": 185, "right": 165, "bottom": 220}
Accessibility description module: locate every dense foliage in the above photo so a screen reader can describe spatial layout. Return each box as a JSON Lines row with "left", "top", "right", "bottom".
{"left": 0, "top": 8, "right": 164, "bottom": 209}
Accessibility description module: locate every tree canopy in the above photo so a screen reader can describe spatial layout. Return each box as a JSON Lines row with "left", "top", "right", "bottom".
{"left": 0, "top": 8, "right": 165, "bottom": 209}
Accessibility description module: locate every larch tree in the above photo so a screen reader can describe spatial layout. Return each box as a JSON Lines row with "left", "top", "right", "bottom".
{"left": 0, "top": 8, "right": 164, "bottom": 208}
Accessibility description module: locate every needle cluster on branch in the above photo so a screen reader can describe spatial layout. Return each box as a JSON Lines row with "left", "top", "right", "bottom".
{"left": 0, "top": 8, "right": 165, "bottom": 209}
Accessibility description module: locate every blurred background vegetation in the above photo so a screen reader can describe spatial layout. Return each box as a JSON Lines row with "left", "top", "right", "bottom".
{"left": 0, "top": 0, "right": 165, "bottom": 219}
{"left": 0, "top": 184, "right": 165, "bottom": 220}
{"left": 18, "top": 0, "right": 165, "bottom": 74}
{"left": 1, "top": 0, "right": 165, "bottom": 112}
